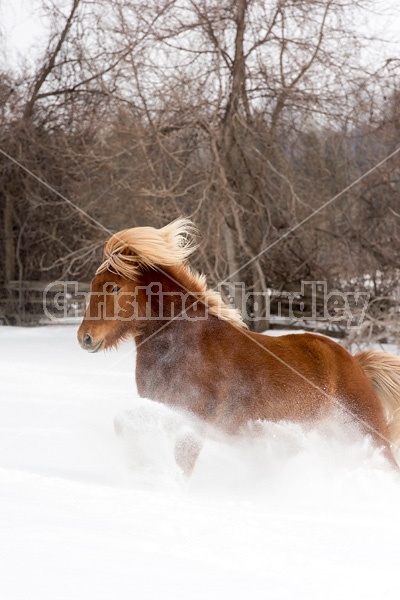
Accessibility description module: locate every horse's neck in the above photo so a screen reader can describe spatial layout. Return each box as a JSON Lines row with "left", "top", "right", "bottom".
{"left": 135, "top": 317, "right": 201, "bottom": 355}
{"left": 136, "top": 268, "right": 207, "bottom": 322}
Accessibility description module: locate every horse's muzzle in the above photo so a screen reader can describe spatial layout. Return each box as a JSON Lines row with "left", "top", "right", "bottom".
{"left": 78, "top": 332, "right": 104, "bottom": 353}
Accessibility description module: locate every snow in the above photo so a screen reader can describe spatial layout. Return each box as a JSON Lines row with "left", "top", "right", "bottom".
{"left": 1, "top": 325, "right": 400, "bottom": 599}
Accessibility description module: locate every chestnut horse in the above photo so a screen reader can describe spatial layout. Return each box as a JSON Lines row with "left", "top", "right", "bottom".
{"left": 78, "top": 218, "right": 400, "bottom": 474}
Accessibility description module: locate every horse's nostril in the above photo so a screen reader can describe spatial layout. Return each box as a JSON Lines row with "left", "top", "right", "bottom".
{"left": 83, "top": 333, "right": 92, "bottom": 347}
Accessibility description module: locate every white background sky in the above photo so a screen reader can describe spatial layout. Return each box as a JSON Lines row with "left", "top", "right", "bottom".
{"left": 1, "top": 0, "right": 400, "bottom": 71}
{"left": 1, "top": 0, "right": 46, "bottom": 67}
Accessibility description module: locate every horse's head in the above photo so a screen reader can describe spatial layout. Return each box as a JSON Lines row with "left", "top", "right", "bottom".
{"left": 77, "top": 218, "right": 198, "bottom": 352}
{"left": 77, "top": 268, "right": 139, "bottom": 352}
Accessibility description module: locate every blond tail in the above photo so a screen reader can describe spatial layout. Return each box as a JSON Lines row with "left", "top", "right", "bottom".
{"left": 356, "top": 350, "right": 400, "bottom": 459}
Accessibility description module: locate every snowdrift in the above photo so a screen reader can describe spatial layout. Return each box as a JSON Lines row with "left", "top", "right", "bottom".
{"left": 1, "top": 325, "right": 400, "bottom": 600}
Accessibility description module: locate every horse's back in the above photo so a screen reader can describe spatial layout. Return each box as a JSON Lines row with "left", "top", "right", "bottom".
{"left": 252, "top": 331, "right": 388, "bottom": 430}
{"left": 248, "top": 330, "right": 346, "bottom": 385}
{"left": 237, "top": 331, "right": 371, "bottom": 423}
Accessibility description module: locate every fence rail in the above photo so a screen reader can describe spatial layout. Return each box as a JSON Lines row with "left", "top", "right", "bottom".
{"left": 1, "top": 281, "right": 90, "bottom": 325}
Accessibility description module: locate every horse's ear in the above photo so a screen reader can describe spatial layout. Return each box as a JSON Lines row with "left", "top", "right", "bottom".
{"left": 102, "top": 229, "right": 136, "bottom": 260}
{"left": 104, "top": 243, "right": 137, "bottom": 259}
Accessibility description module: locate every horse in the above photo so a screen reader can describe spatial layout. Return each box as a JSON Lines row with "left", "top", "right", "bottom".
{"left": 78, "top": 217, "right": 400, "bottom": 475}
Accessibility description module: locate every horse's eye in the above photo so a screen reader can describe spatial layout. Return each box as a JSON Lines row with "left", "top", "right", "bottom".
{"left": 105, "top": 284, "right": 121, "bottom": 293}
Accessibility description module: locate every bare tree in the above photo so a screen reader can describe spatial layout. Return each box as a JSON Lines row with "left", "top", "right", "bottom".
{"left": 100, "top": 0, "right": 390, "bottom": 329}
{"left": 2, "top": 0, "right": 400, "bottom": 334}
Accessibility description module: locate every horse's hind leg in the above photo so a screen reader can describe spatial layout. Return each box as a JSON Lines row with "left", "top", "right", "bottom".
{"left": 364, "top": 410, "right": 399, "bottom": 469}
{"left": 344, "top": 390, "right": 399, "bottom": 469}
{"left": 368, "top": 428, "right": 399, "bottom": 469}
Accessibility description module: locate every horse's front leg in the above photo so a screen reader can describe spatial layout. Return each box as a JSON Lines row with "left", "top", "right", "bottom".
{"left": 174, "top": 426, "right": 204, "bottom": 477}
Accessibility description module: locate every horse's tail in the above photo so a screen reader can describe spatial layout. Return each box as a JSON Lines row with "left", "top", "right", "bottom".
{"left": 355, "top": 350, "right": 400, "bottom": 456}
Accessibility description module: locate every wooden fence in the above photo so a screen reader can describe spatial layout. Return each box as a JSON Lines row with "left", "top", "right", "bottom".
{"left": 1, "top": 281, "right": 90, "bottom": 325}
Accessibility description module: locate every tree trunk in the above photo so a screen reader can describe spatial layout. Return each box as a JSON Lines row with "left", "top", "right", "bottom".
{"left": 2, "top": 193, "right": 16, "bottom": 323}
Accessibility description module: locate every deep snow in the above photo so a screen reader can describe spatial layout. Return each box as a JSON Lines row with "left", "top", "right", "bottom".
{"left": 1, "top": 325, "right": 400, "bottom": 600}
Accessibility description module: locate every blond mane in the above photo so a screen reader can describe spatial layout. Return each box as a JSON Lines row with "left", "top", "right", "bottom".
{"left": 96, "top": 218, "right": 246, "bottom": 328}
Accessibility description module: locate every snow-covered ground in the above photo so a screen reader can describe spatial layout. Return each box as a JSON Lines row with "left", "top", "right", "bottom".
{"left": 1, "top": 325, "right": 400, "bottom": 599}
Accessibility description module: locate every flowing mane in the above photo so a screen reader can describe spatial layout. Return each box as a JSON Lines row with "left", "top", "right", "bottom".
{"left": 96, "top": 217, "right": 246, "bottom": 328}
